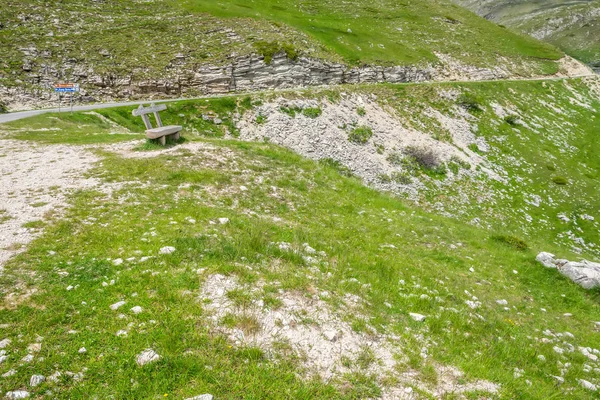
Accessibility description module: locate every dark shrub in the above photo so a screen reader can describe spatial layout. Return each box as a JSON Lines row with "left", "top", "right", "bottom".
{"left": 348, "top": 126, "right": 373, "bottom": 144}
{"left": 552, "top": 176, "right": 568, "bottom": 185}
{"left": 491, "top": 235, "right": 529, "bottom": 251}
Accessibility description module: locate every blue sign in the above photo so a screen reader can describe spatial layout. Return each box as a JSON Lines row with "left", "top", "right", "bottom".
{"left": 55, "top": 87, "right": 78, "bottom": 93}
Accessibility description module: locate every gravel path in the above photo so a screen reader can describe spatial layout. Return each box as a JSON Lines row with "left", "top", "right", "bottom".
{"left": 0, "top": 140, "right": 102, "bottom": 271}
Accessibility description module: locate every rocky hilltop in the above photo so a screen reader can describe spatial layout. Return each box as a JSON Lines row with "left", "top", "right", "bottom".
{"left": 0, "top": 0, "right": 574, "bottom": 111}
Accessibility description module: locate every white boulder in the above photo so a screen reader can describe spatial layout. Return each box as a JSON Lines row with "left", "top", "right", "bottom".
{"left": 536, "top": 252, "right": 600, "bottom": 289}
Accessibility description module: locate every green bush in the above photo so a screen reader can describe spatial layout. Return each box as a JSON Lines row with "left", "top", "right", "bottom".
{"left": 391, "top": 171, "right": 412, "bottom": 184}
{"left": 348, "top": 126, "right": 373, "bottom": 144}
{"left": 302, "top": 107, "right": 322, "bottom": 119}
{"left": 357, "top": 107, "right": 366, "bottom": 116}
{"left": 458, "top": 93, "right": 482, "bottom": 112}
{"left": 256, "top": 114, "right": 267, "bottom": 124}
{"left": 404, "top": 146, "right": 440, "bottom": 169}
{"left": 491, "top": 235, "right": 529, "bottom": 251}
{"left": 552, "top": 176, "right": 568, "bottom": 185}
{"left": 468, "top": 143, "right": 482, "bottom": 154}
{"left": 0, "top": 101, "right": 7, "bottom": 114}
{"left": 280, "top": 106, "right": 302, "bottom": 118}
{"left": 504, "top": 115, "right": 520, "bottom": 126}
{"left": 255, "top": 41, "right": 299, "bottom": 64}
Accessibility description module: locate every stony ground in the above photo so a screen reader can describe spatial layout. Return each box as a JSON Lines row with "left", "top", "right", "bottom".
{"left": 0, "top": 78, "right": 599, "bottom": 398}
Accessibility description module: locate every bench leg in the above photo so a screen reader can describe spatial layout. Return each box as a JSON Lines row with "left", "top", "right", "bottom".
{"left": 159, "top": 136, "right": 166, "bottom": 146}
{"left": 173, "top": 131, "right": 180, "bottom": 141}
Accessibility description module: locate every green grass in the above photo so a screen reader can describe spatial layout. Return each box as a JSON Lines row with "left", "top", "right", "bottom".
{"left": 1, "top": 133, "right": 600, "bottom": 398}
{"left": 348, "top": 126, "right": 373, "bottom": 144}
{"left": 1, "top": 77, "right": 600, "bottom": 398}
{"left": 0, "top": 112, "right": 138, "bottom": 144}
{"left": 181, "top": 0, "right": 561, "bottom": 67}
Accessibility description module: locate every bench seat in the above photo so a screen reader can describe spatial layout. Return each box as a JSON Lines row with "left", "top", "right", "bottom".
{"left": 146, "top": 125, "right": 182, "bottom": 139}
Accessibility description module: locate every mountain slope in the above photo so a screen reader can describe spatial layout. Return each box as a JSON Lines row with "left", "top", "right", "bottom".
{"left": 0, "top": 77, "right": 599, "bottom": 398}
{"left": 453, "top": 0, "right": 600, "bottom": 71}
{"left": 0, "top": 0, "right": 571, "bottom": 110}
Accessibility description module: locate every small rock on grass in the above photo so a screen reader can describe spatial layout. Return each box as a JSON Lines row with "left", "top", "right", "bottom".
{"left": 29, "top": 374, "right": 45, "bottom": 387}
{"left": 78, "top": 347, "right": 87, "bottom": 354}
{"left": 159, "top": 246, "right": 176, "bottom": 255}
{"left": 185, "top": 395, "right": 213, "bottom": 400}
{"left": 110, "top": 301, "right": 126, "bottom": 310}
{"left": 579, "top": 379, "right": 598, "bottom": 391}
{"left": 136, "top": 349, "right": 160, "bottom": 366}
{"left": 2, "top": 369, "right": 16, "bottom": 377}
{"left": 0, "top": 338, "right": 11, "bottom": 348}
{"left": 409, "top": 313, "right": 426, "bottom": 322}
{"left": 218, "top": 218, "right": 229, "bottom": 224}
{"left": 130, "top": 306, "right": 143, "bottom": 314}
{"left": 5, "top": 391, "right": 30, "bottom": 399}
{"left": 496, "top": 299, "right": 508, "bottom": 305}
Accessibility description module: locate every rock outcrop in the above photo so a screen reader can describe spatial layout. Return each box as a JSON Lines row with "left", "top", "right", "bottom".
{"left": 536, "top": 252, "right": 600, "bottom": 289}
{"left": 0, "top": 53, "right": 432, "bottom": 111}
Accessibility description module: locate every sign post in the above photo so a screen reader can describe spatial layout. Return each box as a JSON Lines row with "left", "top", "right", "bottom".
{"left": 54, "top": 83, "right": 80, "bottom": 112}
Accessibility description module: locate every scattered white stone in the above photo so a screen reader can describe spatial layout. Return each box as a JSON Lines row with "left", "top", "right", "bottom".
{"left": 0, "top": 355, "right": 7, "bottom": 364}
{"left": 553, "top": 346, "right": 564, "bottom": 354}
{"left": 66, "top": 285, "right": 74, "bottom": 291}
{"left": 78, "top": 347, "right": 86, "bottom": 354}
{"left": 0, "top": 338, "right": 11, "bottom": 348}
{"left": 496, "top": 299, "right": 508, "bottom": 306}
{"left": 2, "top": 369, "right": 16, "bottom": 377}
{"left": 512, "top": 270, "right": 518, "bottom": 274}
{"left": 159, "top": 246, "right": 176, "bottom": 255}
{"left": 112, "top": 258, "right": 123, "bottom": 266}
{"left": 563, "top": 313, "right": 572, "bottom": 317}
{"left": 218, "top": 218, "right": 229, "bottom": 225}
{"left": 29, "top": 374, "right": 45, "bottom": 387}
{"left": 27, "top": 343, "right": 41, "bottom": 353}
{"left": 136, "top": 349, "right": 160, "bottom": 366}
{"left": 102, "top": 281, "right": 108, "bottom": 287}
{"left": 553, "top": 375, "right": 564, "bottom": 384}
{"left": 185, "top": 395, "right": 213, "bottom": 400}
{"left": 465, "top": 300, "right": 480, "bottom": 309}
{"left": 130, "top": 306, "right": 143, "bottom": 314}
{"left": 579, "top": 379, "right": 597, "bottom": 391}
{"left": 110, "top": 301, "right": 126, "bottom": 310}
{"left": 323, "top": 330, "right": 338, "bottom": 342}
{"left": 303, "top": 243, "right": 317, "bottom": 254}
{"left": 5, "top": 391, "right": 29, "bottom": 399}
{"left": 409, "top": 313, "right": 426, "bottom": 322}
{"left": 21, "top": 354, "right": 34, "bottom": 363}
{"left": 116, "top": 330, "right": 128, "bottom": 337}
{"left": 514, "top": 368, "right": 524, "bottom": 378}
{"left": 537, "top": 355, "right": 546, "bottom": 362}
{"left": 240, "top": 186, "right": 248, "bottom": 191}
{"left": 47, "top": 371, "right": 62, "bottom": 383}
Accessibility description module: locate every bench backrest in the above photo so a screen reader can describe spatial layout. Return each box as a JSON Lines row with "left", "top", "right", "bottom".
{"left": 132, "top": 103, "right": 167, "bottom": 130}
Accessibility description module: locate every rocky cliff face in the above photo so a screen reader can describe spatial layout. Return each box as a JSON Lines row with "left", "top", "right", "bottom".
{"left": 1, "top": 50, "right": 568, "bottom": 111}
{"left": 2, "top": 52, "right": 437, "bottom": 111}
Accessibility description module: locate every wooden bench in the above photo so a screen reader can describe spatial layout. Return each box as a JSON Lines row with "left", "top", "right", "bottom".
{"left": 132, "top": 103, "right": 182, "bottom": 145}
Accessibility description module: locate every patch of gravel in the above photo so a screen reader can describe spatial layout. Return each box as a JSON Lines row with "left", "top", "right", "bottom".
{"left": 200, "top": 273, "right": 499, "bottom": 398}
{"left": 0, "top": 140, "right": 104, "bottom": 271}
{"left": 237, "top": 94, "right": 487, "bottom": 199}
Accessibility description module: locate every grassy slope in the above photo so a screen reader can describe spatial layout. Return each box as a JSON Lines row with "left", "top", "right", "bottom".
{"left": 0, "top": 0, "right": 563, "bottom": 91}
{"left": 453, "top": 0, "right": 600, "bottom": 66}
{"left": 0, "top": 79, "right": 600, "bottom": 398}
